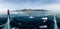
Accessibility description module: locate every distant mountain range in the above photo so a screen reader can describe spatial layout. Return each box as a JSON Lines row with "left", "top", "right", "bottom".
{"left": 15, "top": 9, "right": 47, "bottom": 12}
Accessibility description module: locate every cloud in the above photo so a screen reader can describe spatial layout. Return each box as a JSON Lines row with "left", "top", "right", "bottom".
{"left": 0, "top": 2, "right": 19, "bottom": 14}
{"left": 0, "top": 3, "right": 60, "bottom": 14}
{"left": 0, "top": 0, "right": 60, "bottom": 14}
{"left": 40, "top": 4, "right": 60, "bottom": 13}
{"left": 42, "top": 4, "right": 60, "bottom": 9}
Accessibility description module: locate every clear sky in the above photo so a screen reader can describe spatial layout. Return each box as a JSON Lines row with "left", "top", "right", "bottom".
{"left": 0, "top": 0, "right": 60, "bottom": 14}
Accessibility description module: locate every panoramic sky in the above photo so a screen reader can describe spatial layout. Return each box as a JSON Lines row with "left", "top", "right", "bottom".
{"left": 0, "top": 0, "right": 60, "bottom": 14}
